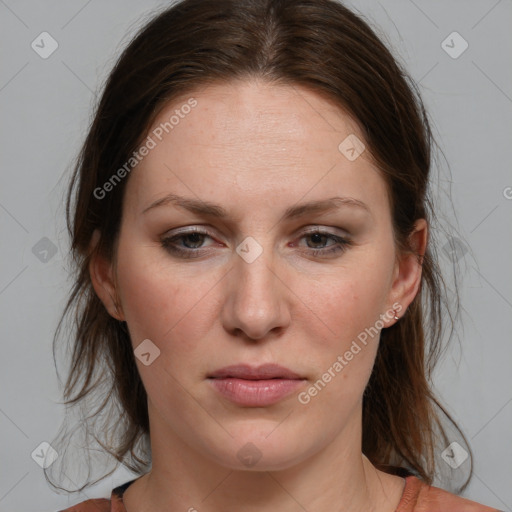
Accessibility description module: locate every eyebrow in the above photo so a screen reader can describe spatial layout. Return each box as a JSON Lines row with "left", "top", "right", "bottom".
{"left": 141, "top": 193, "right": 371, "bottom": 219}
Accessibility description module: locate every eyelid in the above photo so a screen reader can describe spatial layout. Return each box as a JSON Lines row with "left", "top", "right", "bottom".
{"left": 162, "top": 225, "right": 349, "bottom": 242}
{"left": 299, "top": 225, "right": 350, "bottom": 236}
{"left": 160, "top": 225, "right": 353, "bottom": 259}
{"left": 160, "top": 225, "right": 216, "bottom": 241}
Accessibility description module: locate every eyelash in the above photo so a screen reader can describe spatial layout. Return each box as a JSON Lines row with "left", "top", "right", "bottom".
{"left": 160, "top": 228, "right": 352, "bottom": 259}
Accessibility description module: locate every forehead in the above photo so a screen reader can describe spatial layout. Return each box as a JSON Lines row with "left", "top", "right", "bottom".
{"left": 123, "top": 79, "right": 389, "bottom": 220}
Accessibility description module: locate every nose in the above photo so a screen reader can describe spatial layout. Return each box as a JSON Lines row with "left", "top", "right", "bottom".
{"left": 221, "top": 243, "right": 291, "bottom": 342}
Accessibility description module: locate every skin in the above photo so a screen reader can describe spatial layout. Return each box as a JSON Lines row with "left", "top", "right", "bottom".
{"left": 90, "top": 79, "right": 427, "bottom": 512}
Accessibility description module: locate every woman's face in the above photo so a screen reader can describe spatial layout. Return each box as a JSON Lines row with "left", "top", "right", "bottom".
{"left": 92, "top": 79, "right": 424, "bottom": 471}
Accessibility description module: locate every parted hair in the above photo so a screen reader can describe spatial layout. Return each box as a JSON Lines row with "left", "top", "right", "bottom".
{"left": 47, "top": 0, "right": 471, "bottom": 492}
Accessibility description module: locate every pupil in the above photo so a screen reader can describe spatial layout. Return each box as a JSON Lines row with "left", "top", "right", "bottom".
{"left": 185, "top": 233, "right": 203, "bottom": 248}
{"left": 309, "top": 233, "right": 324, "bottom": 248}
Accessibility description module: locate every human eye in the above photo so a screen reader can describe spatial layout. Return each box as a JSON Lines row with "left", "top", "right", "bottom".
{"left": 293, "top": 226, "right": 352, "bottom": 258}
{"left": 160, "top": 226, "right": 352, "bottom": 260}
{"left": 160, "top": 227, "right": 218, "bottom": 259}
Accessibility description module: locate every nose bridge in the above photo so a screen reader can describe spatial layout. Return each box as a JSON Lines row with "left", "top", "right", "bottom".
{"left": 223, "top": 235, "right": 290, "bottom": 340}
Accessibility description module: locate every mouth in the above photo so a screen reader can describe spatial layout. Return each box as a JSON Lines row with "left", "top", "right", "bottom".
{"left": 208, "top": 363, "right": 303, "bottom": 380}
{"left": 207, "top": 364, "right": 306, "bottom": 407}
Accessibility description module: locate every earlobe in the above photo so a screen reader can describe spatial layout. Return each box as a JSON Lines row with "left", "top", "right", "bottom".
{"left": 388, "top": 219, "right": 428, "bottom": 319}
{"left": 88, "top": 229, "right": 125, "bottom": 321}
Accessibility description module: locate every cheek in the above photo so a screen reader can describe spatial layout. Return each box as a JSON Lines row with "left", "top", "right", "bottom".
{"left": 291, "top": 251, "right": 392, "bottom": 400}
{"left": 294, "top": 262, "right": 391, "bottom": 347}
{"left": 115, "top": 245, "right": 221, "bottom": 358}
{"left": 294, "top": 277, "right": 384, "bottom": 420}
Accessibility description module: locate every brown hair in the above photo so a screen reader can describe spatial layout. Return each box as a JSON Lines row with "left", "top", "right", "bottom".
{"left": 48, "top": 0, "right": 471, "bottom": 492}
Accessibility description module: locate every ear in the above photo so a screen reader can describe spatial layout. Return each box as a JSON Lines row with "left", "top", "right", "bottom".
{"left": 88, "top": 229, "right": 125, "bottom": 321}
{"left": 387, "top": 218, "right": 428, "bottom": 318}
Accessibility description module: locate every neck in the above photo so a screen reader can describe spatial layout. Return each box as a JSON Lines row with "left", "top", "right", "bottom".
{"left": 123, "top": 405, "right": 405, "bottom": 512}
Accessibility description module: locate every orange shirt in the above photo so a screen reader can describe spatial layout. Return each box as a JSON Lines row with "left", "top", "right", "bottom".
{"left": 59, "top": 475, "right": 502, "bottom": 511}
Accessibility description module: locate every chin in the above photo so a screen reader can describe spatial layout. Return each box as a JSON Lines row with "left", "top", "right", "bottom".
{"left": 201, "top": 424, "right": 317, "bottom": 472}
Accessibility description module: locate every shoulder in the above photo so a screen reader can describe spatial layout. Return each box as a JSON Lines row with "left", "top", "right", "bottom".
{"left": 57, "top": 498, "right": 111, "bottom": 512}
{"left": 397, "top": 476, "right": 502, "bottom": 512}
{"left": 57, "top": 479, "right": 134, "bottom": 512}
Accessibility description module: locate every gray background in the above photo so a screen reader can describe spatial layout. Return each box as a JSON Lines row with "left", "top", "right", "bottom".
{"left": 0, "top": 1, "right": 511, "bottom": 511}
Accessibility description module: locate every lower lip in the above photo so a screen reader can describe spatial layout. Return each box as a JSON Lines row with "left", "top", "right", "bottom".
{"left": 208, "top": 378, "right": 305, "bottom": 406}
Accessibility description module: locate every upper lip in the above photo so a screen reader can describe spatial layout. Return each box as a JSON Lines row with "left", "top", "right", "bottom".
{"left": 208, "top": 364, "right": 303, "bottom": 380}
